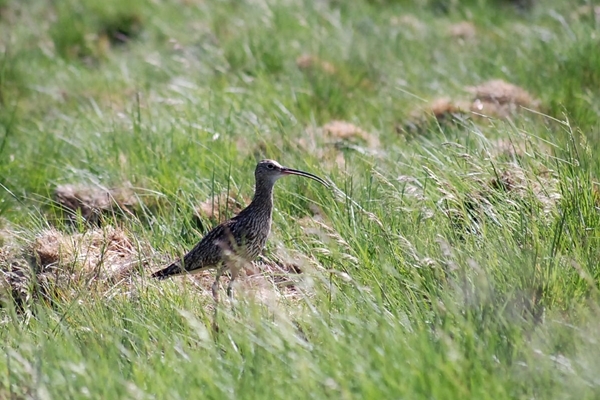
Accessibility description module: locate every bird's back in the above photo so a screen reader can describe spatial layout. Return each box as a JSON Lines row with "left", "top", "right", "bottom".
{"left": 151, "top": 206, "right": 272, "bottom": 279}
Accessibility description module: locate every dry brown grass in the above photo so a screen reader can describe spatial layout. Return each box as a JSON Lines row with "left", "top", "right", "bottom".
{"left": 448, "top": 21, "right": 477, "bottom": 41}
{"left": 444, "top": 162, "right": 560, "bottom": 234}
{"left": 1, "top": 226, "right": 155, "bottom": 309}
{"left": 298, "top": 120, "right": 379, "bottom": 170}
{"left": 488, "top": 164, "right": 560, "bottom": 214}
{"left": 0, "top": 228, "right": 33, "bottom": 309}
{"left": 233, "top": 249, "right": 314, "bottom": 304}
{"left": 321, "top": 120, "right": 379, "bottom": 148}
{"left": 404, "top": 79, "right": 541, "bottom": 133}
{"left": 430, "top": 97, "right": 472, "bottom": 121}
{"left": 390, "top": 14, "right": 427, "bottom": 33}
{"left": 593, "top": 182, "right": 600, "bottom": 208}
{"left": 402, "top": 98, "right": 471, "bottom": 133}
{"left": 193, "top": 190, "right": 250, "bottom": 231}
{"left": 160, "top": 247, "right": 314, "bottom": 306}
{"left": 1, "top": 219, "right": 319, "bottom": 310}
{"left": 485, "top": 137, "right": 553, "bottom": 160}
{"left": 571, "top": 5, "right": 600, "bottom": 23}
{"left": 296, "top": 54, "right": 337, "bottom": 75}
{"left": 54, "top": 183, "right": 140, "bottom": 225}
{"left": 466, "top": 79, "right": 541, "bottom": 118}
{"left": 439, "top": 136, "right": 559, "bottom": 235}
{"left": 31, "top": 226, "right": 149, "bottom": 280}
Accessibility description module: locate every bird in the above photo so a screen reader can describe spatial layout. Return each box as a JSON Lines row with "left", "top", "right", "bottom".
{"left": 151, "top": 159, "right": 329, "bottom": 300}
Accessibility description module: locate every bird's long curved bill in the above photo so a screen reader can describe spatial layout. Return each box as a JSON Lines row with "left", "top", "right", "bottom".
{"left": 282, "top": 168, "right": 329, "bottom": 188}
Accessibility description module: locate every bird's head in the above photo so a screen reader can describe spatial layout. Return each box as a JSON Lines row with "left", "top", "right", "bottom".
{"left": 255, "top": 159, "right": 329, "bottom": 188}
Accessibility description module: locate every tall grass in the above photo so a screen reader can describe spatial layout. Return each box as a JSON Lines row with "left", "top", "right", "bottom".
{"left": 1, "top": 0, "right": 600, "bottom": 398}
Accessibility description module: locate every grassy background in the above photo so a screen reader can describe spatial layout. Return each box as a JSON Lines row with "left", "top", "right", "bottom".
{"left": 2, "top": 0, "right": 600, "bottom": 398}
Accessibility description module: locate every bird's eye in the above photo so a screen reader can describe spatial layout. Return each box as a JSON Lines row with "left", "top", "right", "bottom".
{"left": 266, "top": 163, "right": 274, "bottom": 169}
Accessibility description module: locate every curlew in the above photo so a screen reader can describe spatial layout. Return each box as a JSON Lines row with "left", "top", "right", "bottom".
{"left": 152, "top": 159, "right": 328, "bottom": 299}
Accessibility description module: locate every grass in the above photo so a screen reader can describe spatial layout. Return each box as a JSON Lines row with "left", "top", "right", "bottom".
{"left": 1, "top": 0, "right": 600, "bottom": 398}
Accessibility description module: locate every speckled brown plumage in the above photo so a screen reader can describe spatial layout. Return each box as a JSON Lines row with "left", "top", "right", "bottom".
{"left": 152, "top": 159, "right": 328, "bottom": 299}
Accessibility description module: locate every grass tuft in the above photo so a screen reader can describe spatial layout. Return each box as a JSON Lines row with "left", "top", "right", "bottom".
{"left": 2, "top": 0, "right": 600, "bottom": 397}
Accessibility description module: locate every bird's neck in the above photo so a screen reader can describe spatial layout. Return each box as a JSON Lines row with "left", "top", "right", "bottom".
{"left": 249, "top": 182, "right": 274, "bottom": 212}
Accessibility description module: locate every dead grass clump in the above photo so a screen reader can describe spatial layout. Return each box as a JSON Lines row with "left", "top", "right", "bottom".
{"left": 448, "top": 21, "right": 477, "bottom": 41}
{"left": 322, "top": 120, "right": 379, "bottom": 148}
{"left": 486, "top": 137, "right": 552, "bottom": 160}
{"left": 259, "top": 248, "right": 309, "bottom": 279}
{"left": 54, "top": 183, "right": 140, "bottom": 225}
{"left": 429, "top": 97, "right": 472, "bottom": 123}
{"left": 193, "top": 191, "right": 250, "bottom": 232}
{"left": 390, "top": 14, "right": 427, "bottom": 33}
{"left": 488, "top": 165, "right": 560, "bottom": 211}
{"left": 403, "top": 80, "right": 541, "bottom": 134}
{"left": 32, "top": 231, "right": 61, "bottom": 271}
{"left": 480, "top": 164, "right": 559, "bottom": 215}
{"left": 175, "top": 249, "right": 313, "bottom": 305}
{"left": 31, "top": 226, "right": 150, "bottom": 283}
{"left": 571, "top": 5, "right": 600, "bottom": 23}
{"left": 478, "top": 162, "right": 559, "bottom": 213}
{"left": 592, "top": 182, "right": 600, "bottom": 209}
{"left": 442, "top": 163, "right": 559, "bottom": 235}
{"left": 467, "top": 79, "right": 541, "bottom": 118}
{"left": 237, "top": 247, "right": 318, "bottom": 304}
{"left": 1, "top": 226, "right": 153, "bottom": 309}
{"left": 402, "top": 98, "right": 471, "bottom": 133}
{"left": 296, "top": 54, "right": 337, "bottom": 75}
{"left": 0, "top": 229, "right": 34, "bottom": 309}
{"left": 298, "top": 120, "right": 379, "bottom": 170}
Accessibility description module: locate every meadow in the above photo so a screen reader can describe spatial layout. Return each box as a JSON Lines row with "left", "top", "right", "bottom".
{"left": 1, "top": 0, "right": 600, "bottom": 398}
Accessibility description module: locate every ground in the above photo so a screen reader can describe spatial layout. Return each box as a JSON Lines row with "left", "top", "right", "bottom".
{"left": 1, "top": 0, "right": 600, "bottom": 398}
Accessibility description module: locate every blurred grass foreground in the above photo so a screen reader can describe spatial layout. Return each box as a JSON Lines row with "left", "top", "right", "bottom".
{"left": 2, "top": 0, "right": 600, "bottom": 398}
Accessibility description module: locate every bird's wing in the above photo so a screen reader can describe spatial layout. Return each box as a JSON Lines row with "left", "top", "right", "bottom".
{"left": 180, "top": 222, "right": 232, "bottom": 272}
{"left": 152, "top": 219, "right": 247, "bottom": 279}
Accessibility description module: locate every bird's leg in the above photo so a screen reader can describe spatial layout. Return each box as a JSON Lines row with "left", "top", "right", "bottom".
{"left": 212, "top": 265, "right": 227, "bottom": 302}
{"left": 227, "top": 265, "right": 239, "bottom": 299}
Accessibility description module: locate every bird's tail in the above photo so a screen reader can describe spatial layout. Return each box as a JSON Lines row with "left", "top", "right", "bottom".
{"left": 151, "top": 260, "right": 183, "bottom": 280}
